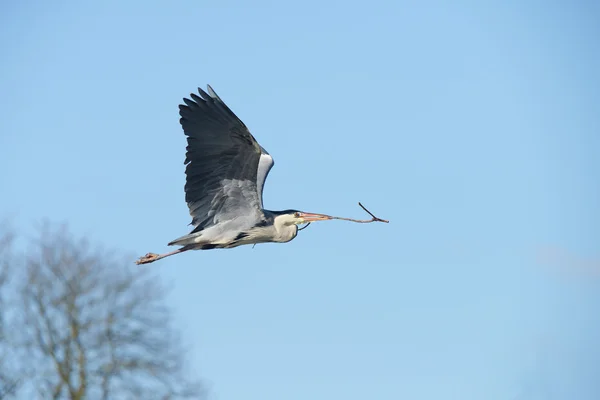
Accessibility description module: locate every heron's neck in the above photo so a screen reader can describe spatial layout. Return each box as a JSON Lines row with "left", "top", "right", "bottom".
{"left": 275, "top": 224, "right": 298, "bottom": 243}
{"left": 266, "top": 211, "right": 298, "bottom": 243}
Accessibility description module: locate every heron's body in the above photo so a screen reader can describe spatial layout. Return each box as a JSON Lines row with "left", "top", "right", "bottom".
{"left": 167, "top": 210, "right": 300, "bottom": 249}
{"left": 136, "top": 85, "right": 332, "bottom": 264}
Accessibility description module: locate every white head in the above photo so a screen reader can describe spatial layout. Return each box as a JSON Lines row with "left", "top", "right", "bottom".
{"left": 273, "top": 209, "right": 333, "bottom": 226}
{"left": 263, "top": 210, "right": 331, "bottom": 243}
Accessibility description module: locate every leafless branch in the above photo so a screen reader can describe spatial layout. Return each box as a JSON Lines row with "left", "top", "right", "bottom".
{"left": 11, "top": 223, "right": 204, "bottom": 399}
{"left": 328, "top": 202, "right": 390, "bottom": 224}
{"left": 0, "top": 228, "right": 21, "bottom": 400}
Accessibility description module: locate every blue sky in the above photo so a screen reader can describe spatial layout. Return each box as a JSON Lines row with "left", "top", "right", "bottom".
{"left": 1, "top": 1, "right": 599, "bottom": 399}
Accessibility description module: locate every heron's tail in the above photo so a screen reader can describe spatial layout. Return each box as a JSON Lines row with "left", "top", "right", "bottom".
{"left": 167, "top": 232, "right": 203, "bottom": 246}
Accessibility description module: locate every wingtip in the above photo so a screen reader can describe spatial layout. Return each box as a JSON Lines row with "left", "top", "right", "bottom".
{"left": 197, "top": 86, "right": 211, "bottom": 100}
{"left": 207, "top": 84, "right": 219, "bottom": 99}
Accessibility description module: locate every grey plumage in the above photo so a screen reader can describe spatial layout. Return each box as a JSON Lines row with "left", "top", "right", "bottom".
{"left": 168, "top": 85, "right": 278, "bottom": 248}
{"left": 135, "top": 85, "right": 336, "bottom": 265}
{"left": 180, "top": 86, "right": 274, "bottom": 229}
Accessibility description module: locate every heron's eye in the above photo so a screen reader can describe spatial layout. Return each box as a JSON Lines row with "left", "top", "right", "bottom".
{"left": 294, "top": 212, "right": 300, "bottom": 218}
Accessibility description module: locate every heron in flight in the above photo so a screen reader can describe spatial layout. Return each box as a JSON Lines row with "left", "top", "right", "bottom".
{"left": 136, "top": 85, "right": 387, "bottom": 265}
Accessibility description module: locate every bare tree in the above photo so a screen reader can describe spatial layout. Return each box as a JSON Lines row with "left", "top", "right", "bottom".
{"left": 0, "top": 228, "right": 20, "bottom": 399}
{"left": 11, "top": 224, "right": 203, "bottom": 400}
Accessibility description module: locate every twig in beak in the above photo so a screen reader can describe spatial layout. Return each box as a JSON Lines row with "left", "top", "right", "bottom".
{"left": 329, "top": 202, "right": 389, "bottom": 224}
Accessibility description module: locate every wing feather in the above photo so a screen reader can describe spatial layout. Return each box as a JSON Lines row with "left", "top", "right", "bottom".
{"left": 178, "top": 85, "right": 274, "bottom": 232}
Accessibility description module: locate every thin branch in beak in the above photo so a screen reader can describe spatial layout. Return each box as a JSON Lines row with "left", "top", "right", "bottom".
{"left": 329, "top": 202, "right": 389, "bottom": 224}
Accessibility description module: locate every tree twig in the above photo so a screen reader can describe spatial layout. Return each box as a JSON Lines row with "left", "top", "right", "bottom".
{"left": 329, "top": 202, "right": 389, "bottom": 224}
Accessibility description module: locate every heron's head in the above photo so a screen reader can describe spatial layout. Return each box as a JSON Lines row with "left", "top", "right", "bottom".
{"left": 274, "top": 210, "right": 333, "bottom": 226}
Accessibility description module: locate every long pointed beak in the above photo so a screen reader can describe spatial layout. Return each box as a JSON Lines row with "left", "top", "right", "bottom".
{"left": 299, "top": 212, "right": 333, "bottom": 222}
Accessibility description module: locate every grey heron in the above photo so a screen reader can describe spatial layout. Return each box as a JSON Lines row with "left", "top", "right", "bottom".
{"left": 136, "top": 85, "right": 387, "bottom": 265}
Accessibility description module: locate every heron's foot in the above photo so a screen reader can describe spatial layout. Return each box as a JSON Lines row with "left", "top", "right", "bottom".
{"left": 135, "top": 252, "right": 160, "bottom": 265}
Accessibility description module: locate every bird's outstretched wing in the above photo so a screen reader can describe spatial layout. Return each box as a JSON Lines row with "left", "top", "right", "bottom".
{"left": 179, "top": 85, "right": 274, "bottom": 232}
